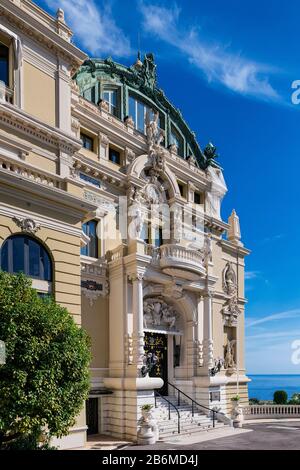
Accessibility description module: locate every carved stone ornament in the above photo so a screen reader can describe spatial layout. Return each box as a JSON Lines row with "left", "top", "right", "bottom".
{"left": 223, "top": 262, "right": 237, "bottom": 295}
{"left": 146, "top": 111, "right": 165, "bottom": 149}
{"left": 12, "top": 217, "right": 41, "bottom": 234}
{"left": 224, "top": 339, "right": 236, "bottom": 371}
{"left": 222, "top": 295, "right": 241, "bottom": 327}
{"left": 81, "top": 279, "right": 108, "bottom": 306}
{"left": 143, "top": 298, "right": 178, "bottom": 330}
{"left": 163, "top": 279, "right": 183, "bottom": 300}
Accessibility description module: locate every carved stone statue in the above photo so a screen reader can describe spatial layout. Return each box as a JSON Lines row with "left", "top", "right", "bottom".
{"left": 222, "top": 295, "right": 241, "bottom": 327}
{"left": 146, "top": 111, "right": 165, "bottom": 148}
{"left": 161, "top": 304, "right": 176, "bottom": 329}
{"left": 143, "top": 298, "right": 178, "bottom": 330}
{"left": 224, "top": 339, "right": 236, "bottom": 369}
{"left": 200, "top": 233, "right": 212, "bottom": 264}
{"left": 223, "top": 262, "right": 237, "bottom": 295}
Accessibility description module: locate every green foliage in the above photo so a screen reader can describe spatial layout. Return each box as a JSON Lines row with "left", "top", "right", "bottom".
{"left": 141, "top": 404, "right": 153, "bottom": 411}
{"left": 249, "top": 398, "right": 260, "bottom": 405}
{"left": 288, "top": 393, "right": 300, "bottom": 404}
{"left": 273, "top": 390, "right": 288, "bottom": 404}
{"left": 231, "top": 395, "right": 240, "bottom": 402}
{"left": 0, "top": 272, "right": 91, "bottom": 448}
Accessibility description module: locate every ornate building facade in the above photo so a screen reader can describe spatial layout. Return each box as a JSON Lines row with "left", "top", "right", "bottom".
{"left": 0, "top": 0, "right": 250, "bottom": 448}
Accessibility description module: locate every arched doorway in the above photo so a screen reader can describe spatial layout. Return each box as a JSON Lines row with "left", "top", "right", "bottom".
{"left": 143, "top": 297, "right": 182, "bottom": 395}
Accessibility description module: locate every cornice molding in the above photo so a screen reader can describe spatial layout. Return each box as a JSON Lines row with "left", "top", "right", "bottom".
{"left": 0, "top": 170, "right": 97, "bottom": 218}
{"left": 219, "top": 239, "right": 251, "bottom": 256}
{"left": 0, "top": 0, "right": 87, "bottom": 72}
{"left": 0, "top": 203, "right": 83, "bottom": 238}
{"left": 0, "top": 103, "right": 82, "bottom": 153}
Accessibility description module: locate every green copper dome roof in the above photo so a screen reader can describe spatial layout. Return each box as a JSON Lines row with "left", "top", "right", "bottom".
{"left": 74, "top": 53, "right": 219, "bottom": 170}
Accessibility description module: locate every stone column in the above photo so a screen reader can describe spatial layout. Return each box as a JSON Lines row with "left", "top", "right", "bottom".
{"left": 130, "top": 273, "right": 145, "bottom": 369}
{"left": 196, "top": 295, "right": 204, "bottom": 372}
{"left": 204, "top": 291, "right": 214, "bottom": 369}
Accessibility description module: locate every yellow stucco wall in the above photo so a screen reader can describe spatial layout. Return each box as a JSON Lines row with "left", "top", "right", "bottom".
{"left": 81, "top": 295, "right": 109, "bottom": 368}
{"left": 23, "top": 61, "right": 56, "bottom": 126}
{"left": 26, "top": 151, "right": 57, "bottom": 173}
{"left": 0, "top": 215, "right": 81, "bottom": 323}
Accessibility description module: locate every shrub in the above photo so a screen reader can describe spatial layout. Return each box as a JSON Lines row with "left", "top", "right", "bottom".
{"left": 288, "top": 393, "right": 300, "bottom": 404}
{"left": 0, "top": 272, "right": 91, "bottom": 449}
{"left": 273, "top": 390, "right": 288, "bottom": 404}
{"left": 249, "top": 398, "right": 260, "bottom": 405}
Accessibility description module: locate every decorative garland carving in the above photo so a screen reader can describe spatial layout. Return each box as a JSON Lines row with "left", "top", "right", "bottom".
{"left": 12, "top": 217, "right": 40, "bottom": 234}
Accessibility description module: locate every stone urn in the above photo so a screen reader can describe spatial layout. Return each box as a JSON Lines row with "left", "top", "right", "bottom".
{"left": 137, "top": 405, "right": 158, "bottom": 445}
{"left": 231, "top": 396, "right": 244, "bottom": 428}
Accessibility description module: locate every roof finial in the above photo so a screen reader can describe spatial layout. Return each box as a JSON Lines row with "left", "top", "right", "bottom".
{"left": 134, "top": 50, "right": 143, "bottom": 69}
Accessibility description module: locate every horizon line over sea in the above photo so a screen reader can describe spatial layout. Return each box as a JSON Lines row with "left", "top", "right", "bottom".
{"left": 248, "top": 374, "right": 300, "bottom": 401}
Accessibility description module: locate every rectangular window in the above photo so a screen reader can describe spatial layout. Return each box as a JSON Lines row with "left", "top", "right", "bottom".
{"left": 178, "top": 181, "right": 187, "bottom": 198}
{"left": 109, "top": 147, "right": 121, "bottom": 165}
{"left": 0, "top": 44, "right": 9, "bottom": 87}
{"left": 129, "top": 94, "right": 160, "bottom": 135}
{"left": 194, "top": 192, "right": 202, "bottom": 205}
{"left": 81, "top": 220, "right": 99, "bottom": 258}
{"left": 103, "top": 89, "right": 118, "bottom": 117}
{"left": 153, "top": 226, "right": 163, "bottom": 248}
{"left": 171, "top": 125, "right": 184, "bottom": 156}
{"left": 81, "top": 132, "right": 94, "bottom": 152}
{"left": 141, "top": 222, "right": 150, "bottom": 244}
{"left": 79, "top": 172, "right": 101, "bottom": 188}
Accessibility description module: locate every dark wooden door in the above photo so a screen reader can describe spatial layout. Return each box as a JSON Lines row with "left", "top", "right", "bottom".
{"left": 86, "top": 398, "right": 98, "bottom": 435}
{"left": 144, "top": 332, "right": 168, "bottom": 395}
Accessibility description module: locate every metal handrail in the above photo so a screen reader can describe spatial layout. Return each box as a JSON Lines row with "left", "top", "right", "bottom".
{"left": 155, "top": 390, "right": 181, "bottom": 434}
{"left": 167, "top": 381, "right": 225, "bottom": 428}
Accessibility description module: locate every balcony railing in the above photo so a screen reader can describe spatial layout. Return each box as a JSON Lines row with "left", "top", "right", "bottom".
{"left": 0, "top": 85, "right": 14, "bottom": 104}
{"left": 0, "top": 157, "right": 61, "bottom": 188}
{"left": 144, "top": 242, "right": 207, "bottom": 277}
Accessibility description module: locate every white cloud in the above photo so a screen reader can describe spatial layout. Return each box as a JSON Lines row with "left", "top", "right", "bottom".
{"left": 245, "top": 271, "right": 259, "bottom": 280}
{"left": 46, "top": 0, "right": 131, "bottom": 57}
{"left": 247, "top": 308, "right": 300, "bottom": 328}
{"left": 139, "top": 2, "right": 279, "bottom": 101}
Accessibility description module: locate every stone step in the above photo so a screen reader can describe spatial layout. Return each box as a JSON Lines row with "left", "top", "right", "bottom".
{"left": 158, "top": 421, "right": 224, "bottom": 431}
{"left": 158, "top": 422, "right": 225, "bottom": 440}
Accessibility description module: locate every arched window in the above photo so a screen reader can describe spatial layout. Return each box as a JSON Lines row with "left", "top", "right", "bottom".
{"left": 0, "top": 235, "right": 52, "bottom": 282}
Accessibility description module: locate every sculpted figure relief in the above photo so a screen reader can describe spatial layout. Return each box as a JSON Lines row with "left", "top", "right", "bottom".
{"left": 223, "top": 262, "right": 237, "bottom": 295}
{"left": 146, "top": 111, "right": 165, "bottom": 149}
{"left": 143, "top": 298, "right": 178, "bottom": 330}
{"left": 224, "top": 339, "right": 236, "bottom": 370}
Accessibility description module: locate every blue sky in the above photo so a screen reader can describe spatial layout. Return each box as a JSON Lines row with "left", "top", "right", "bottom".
{"left": 38, "top": 0, "right": 300, "bottom": 374}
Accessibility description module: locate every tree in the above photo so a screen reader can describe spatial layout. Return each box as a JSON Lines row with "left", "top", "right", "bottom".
{"left": 273, "top": 390, "right": 288, "bottom": 405}
{"left": 289, "top": 393, "right": 300, "bottom": 404}
{"left": 0, "top": 272, "right": 91, "bottom": 449}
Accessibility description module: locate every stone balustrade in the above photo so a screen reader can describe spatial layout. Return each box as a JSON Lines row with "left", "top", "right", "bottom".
{"left": 243, "top": 404, "right": 300, "bottom": 420}
{"left": 144, "top": 243, "right": 207, "bottom": 278}
{"left": 106, "top": 244, "right": 127, "bottom": 262}
{"left": 0, "top": 157, "right": 61, "bottom": 188}
{"left": 0, "top": 85, "right": 14, "bottom": 104}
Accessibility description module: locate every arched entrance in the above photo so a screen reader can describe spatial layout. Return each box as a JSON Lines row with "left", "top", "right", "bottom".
{"left": 143, "top": 297, "right": 183, "bottom": 395}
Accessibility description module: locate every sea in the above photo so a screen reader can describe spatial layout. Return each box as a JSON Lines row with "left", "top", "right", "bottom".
{"left": 248, "top": 375, "right": 300, "bottom": 401}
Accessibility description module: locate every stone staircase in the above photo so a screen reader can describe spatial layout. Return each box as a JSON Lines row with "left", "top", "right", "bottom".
{"left": 154, "top": 395, "right": 226, "bottom": 440}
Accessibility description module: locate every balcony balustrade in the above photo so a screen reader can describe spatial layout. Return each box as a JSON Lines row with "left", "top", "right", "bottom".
{"left": 144, "top": 242, "right": 207, "bottom": 280}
